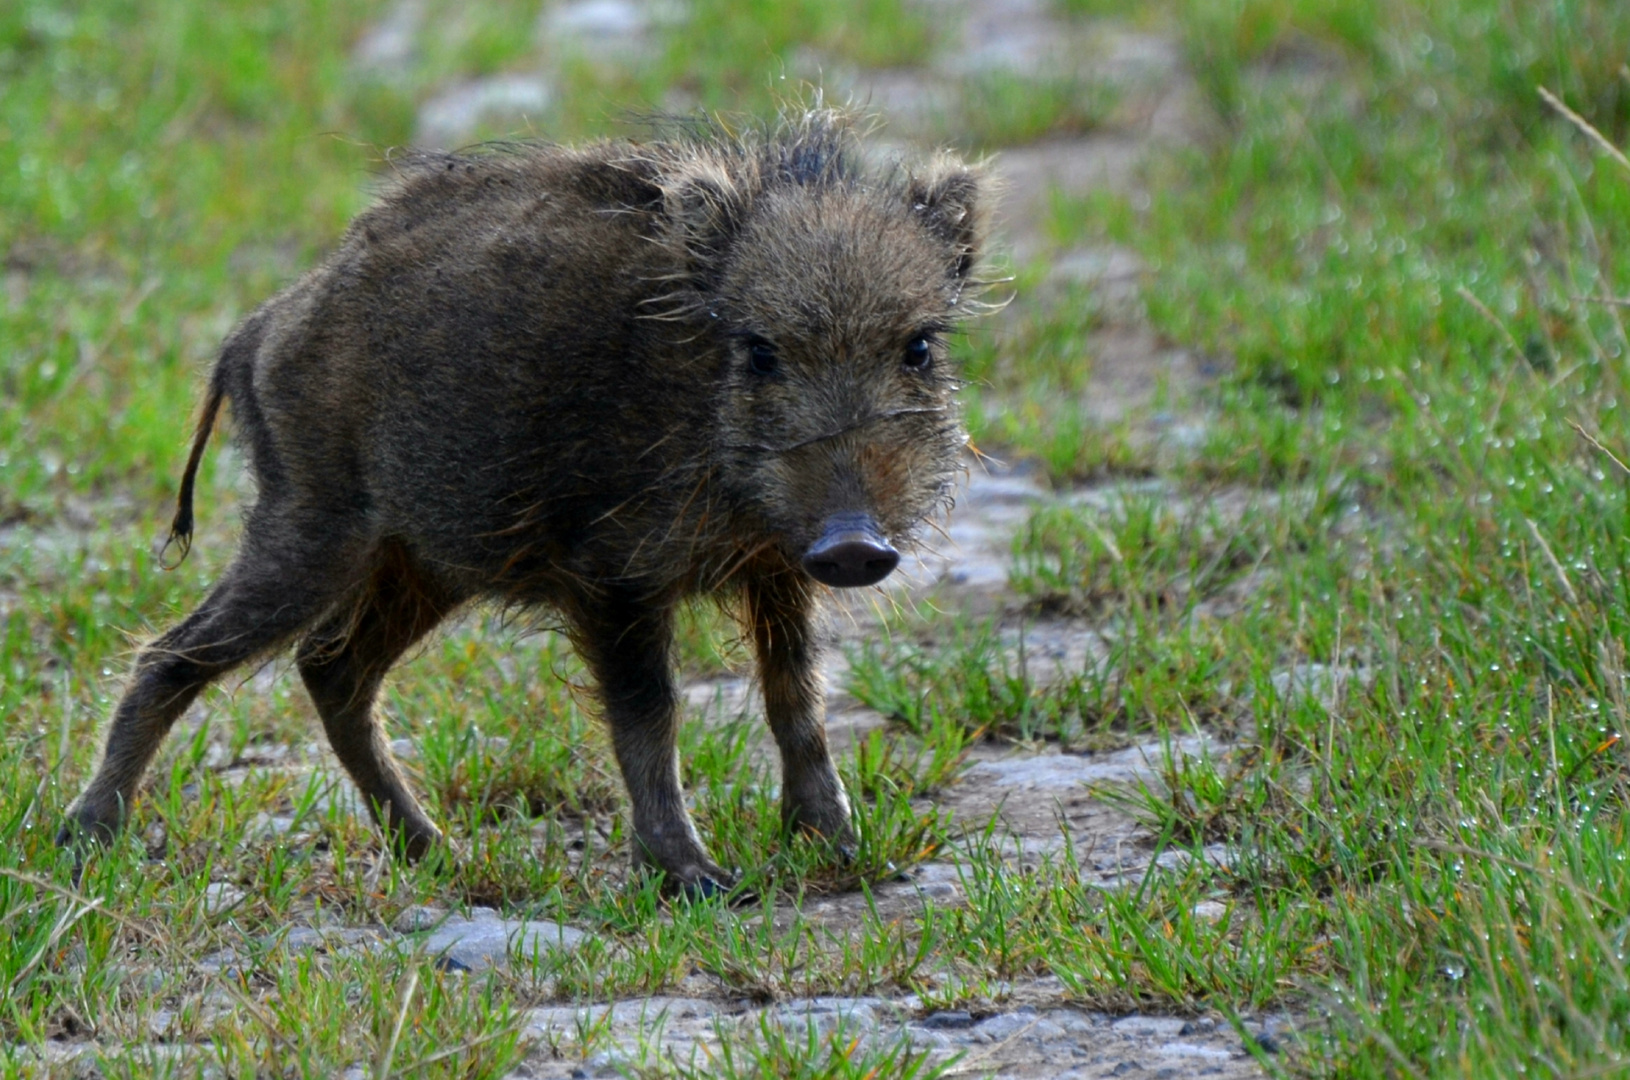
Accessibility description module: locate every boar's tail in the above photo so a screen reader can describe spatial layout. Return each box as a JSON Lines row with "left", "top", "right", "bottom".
{"left": 160, "top": 375, "right": 226, "bottom": 569}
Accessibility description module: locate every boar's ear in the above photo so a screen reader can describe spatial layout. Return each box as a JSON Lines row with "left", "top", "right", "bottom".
{"left": 661, "top": 164, "right": 748, "bottom": 289}
{"left": 907, "top": 160, "right": 984, "bottom": 280}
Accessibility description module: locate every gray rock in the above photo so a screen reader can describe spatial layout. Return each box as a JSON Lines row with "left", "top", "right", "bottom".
{"left": 546, "top": 0, "right": 648, "bottom": 38}
{"left": 884, "top": 463, "right": 1050, "bottom": 599}
{"left": 1049, "top": 245, "right": 1145, "bottom": 288}
{"left": 539, "top": 0, "right": 684, "bottom": 61}
{"left": 942, "top": 0, "right": 1086, "bottom": 77}
{"left": 352, "top": 0, "right": 425, "bottom": 76}
{"left": 276, "top": 924, "right": 380, "bottom": 952}
{"left": 195, "top": 948, "right": 243, "bottom": 977}
{"left": 1152, "top": 849, "right": 1196, "bottom": 871}
{"left": 1249, "top": 1025, "right": 1283, "bottom": 1055}
{"left": 394, "top": 904, "right": 449, "bottom": 932}
{"left": 401, "top": 906, "right": 589, "bottom": 972}
{"left": 604, "top": 996, "right": 717, "bottom": 1024}
{"left": 146, "top": 1009, "right": 176, "bottom": 1038}
{"left": 1048, "top": 1011, "right": 1099, "bottom": 1035}
{"left": 1111, "top": 1015, "right": 1188, "bottom": 1038}
{"left": 970, "top": 1011, "right": 1037, "bottom": 1042}
{"left": 244, "top": 811, "right": 298, "bottom": 841}
{"left": 1267, "top": 663, "right": 1373, "bottom": 708}
{"left": 1157, "top": 1040, "right": 1235, "bottom": 1061}
{"left": 906, "top": 1027, "right": 952, "bottom": 1049}
{"left": 417, "top": 76, "right": 553, "bottom": 149}
{"left": 961, "top": 471, "right": 1052, "bottom": 509}
{"left": 1028, "top": 1019, "right": 1069, "bottom": 1042}
{"left": 902, "top": 862, "right": 963, "bottom": 902}
{"left": 964, "top": 737, "right": 1217, "bottom": 790}
{"left": 526, "top": 1002, "right": 612, "bottom": 1036}
{"left": 202, "top": 881, "right": 245, "bottom": 916}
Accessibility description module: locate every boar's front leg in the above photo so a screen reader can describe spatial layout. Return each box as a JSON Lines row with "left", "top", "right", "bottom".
{"left": 578, "top": 594, "right": 733, "bottom": 896}
{"left": 746, "top": 572, "right": 856, "bottom": 852}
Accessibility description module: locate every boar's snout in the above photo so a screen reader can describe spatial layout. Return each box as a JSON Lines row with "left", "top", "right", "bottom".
{"left": 801, "top": 514, "right": 901, "bottom": 588}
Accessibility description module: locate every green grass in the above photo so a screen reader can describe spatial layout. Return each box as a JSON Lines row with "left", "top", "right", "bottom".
{"left": 997, "top": 0, "right": 1630, "bottom": 1073}
{"left": 955, "top": 71, "right": 1118, "bottom": 149}
{"left": 11, "top": 0, "right": 1630, "bottom": 1076}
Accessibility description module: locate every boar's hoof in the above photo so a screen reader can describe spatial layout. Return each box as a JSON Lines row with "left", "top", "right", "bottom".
{"left": 802, "top": 514, "right": 900, "bottom": 588}
{"left": 783, "top": 792, "right": 858, "bottom": 848}
{"left": 57, "top": 802, "right": 128, "bottom": 882}
{"left": 389, "top": 824, "right": 444, "bottom": 863}
{"left": 633, "top": 838, "right": 740, "bottom": 900}
{"left": 677, "top": 871, "right": 751, "bottom": 905}
{"left": 57, "top": 799, "right": 123, "bottom": 853}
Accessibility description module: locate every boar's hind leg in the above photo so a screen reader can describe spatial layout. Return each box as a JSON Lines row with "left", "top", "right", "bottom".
{"left": 296, "top": 543, "right": 454, "bottom": 861}
{"left": 578, "top": 596, "right": 733, "bottom": 896}
{"left": 61, "top": 535, "right": 363, "bottom": 850}
{"left": 746, "top": 573, "right": 857, "bottom": 851}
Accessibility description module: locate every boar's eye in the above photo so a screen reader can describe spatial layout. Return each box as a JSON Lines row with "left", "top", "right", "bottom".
{"left": 747, "top": 337, "right": 779, "bottom": 376}
{"left": 904, "top": 336, "right": 934, "bottom": 371}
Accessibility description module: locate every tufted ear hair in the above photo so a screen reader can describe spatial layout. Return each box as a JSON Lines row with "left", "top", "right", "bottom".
{"left": 907, "top": 158, "right": 985, "bottom": 280}
{"left": 661, "top": 162, "right": 749, "bottom": 290}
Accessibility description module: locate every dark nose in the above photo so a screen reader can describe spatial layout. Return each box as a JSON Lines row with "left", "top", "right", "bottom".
{"left": 802, "top": 514, "right": 900, "bottom": 588}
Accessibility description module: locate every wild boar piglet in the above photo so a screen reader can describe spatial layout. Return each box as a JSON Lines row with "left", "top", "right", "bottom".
{"left": 59, "top": 108, "right": 989, "bottom": 895}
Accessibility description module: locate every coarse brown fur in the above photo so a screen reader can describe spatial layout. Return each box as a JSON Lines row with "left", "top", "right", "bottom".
{"left": 59, "top": 107, "right": 990, "bottom": 894}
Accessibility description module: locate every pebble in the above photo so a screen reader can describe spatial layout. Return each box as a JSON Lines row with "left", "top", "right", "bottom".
{"left": 1112, "top": 1015, "right": 1189, "bottom": 1038}
{"left": 416, "top": 76, "right": 553, "bottom": 150}
{"left": 970, "top": 1010, "right": 1037, "bottom": 1042}
{"left": 201, "top": 881, "right": 245, "bottom": 916}
{"left": 1158, "top": 1040, "right": 1235, "bottom": 1061}
{"left": 963, "top": 736, "right": 1221, "bottom": 791}
{"left": 1251, "top": 1028, "right": 1282, "bottom": 1055}
{"left": 397, "top": 906, "right": 589, "bottom": 973}
{"left": 1266, "top": 663, "right": 1373, "bottom": 708}
{"left": 545, "top": 0, "right": 648, "bottom": 39}
{"left": 350, "top": 0, "right": 424, "bottom": 75}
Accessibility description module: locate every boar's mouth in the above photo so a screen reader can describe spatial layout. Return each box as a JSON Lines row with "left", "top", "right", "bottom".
{"left": 728, "top": 406, "right": 950, "bottom": 456}
{"left": 802, "top": 513, "right": 900, "bottom": 587}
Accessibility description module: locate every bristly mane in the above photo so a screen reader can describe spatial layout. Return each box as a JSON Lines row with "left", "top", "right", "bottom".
{"left": 379, "top": 104, "right": 1004, "bottom": 327}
